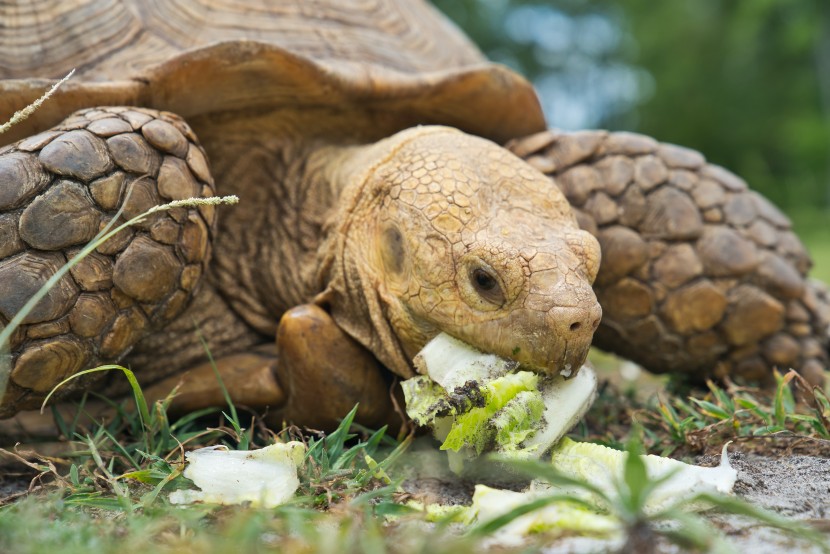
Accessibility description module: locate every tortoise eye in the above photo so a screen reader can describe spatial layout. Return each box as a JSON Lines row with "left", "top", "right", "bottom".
{"left": 470, "top": 266, "right": 505, "bottom": 306}
{"left": 380, "top": 225, "right": 405, "bottom": 274}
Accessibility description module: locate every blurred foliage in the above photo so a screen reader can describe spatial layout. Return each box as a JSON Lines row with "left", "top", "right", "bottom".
{"left": 433, "top": 0, "right": 830, "bottom": 215}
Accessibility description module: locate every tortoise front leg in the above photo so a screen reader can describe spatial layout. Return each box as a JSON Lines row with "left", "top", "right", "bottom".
{"left": 270, "top": 304, "right": 400, "bottom": 431}
{"left": 509, "top": 130, "right": 829, "bottom": 384}
{"left": 126, "top": 305, "right": 400, "bottom": 431}
{"left": 0, "top": 106, "right": 220, "bottom": 417}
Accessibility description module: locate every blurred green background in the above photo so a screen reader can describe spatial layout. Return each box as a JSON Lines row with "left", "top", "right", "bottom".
{"left": 434, "top": 0, "right": 830, "bottom": 282}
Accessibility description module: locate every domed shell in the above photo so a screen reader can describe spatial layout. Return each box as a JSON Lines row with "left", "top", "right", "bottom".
{"left": 0, "top": 0, "right": 546, "bottom": 147}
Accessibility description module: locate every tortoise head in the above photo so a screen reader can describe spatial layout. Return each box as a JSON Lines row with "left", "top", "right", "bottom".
{"left": 320, "top": 126, "right": 601, "bottom": 378}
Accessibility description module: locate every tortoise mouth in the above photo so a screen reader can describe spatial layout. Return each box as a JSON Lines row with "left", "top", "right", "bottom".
{"left": 524, "top": 342, "right": 593, "bottom": 379}
{"left": 432, "top": 326, "right": 593, "bottom": 381}
{"left": 440, "top": 310, "right": 598, "bottom": 380}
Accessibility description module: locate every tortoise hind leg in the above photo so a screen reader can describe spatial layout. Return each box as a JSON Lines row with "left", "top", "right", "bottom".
{"left": 509, "top": 130, "right": 829, "bottom": 384}
{"left": 141, "top": 346, "right": 285, "bottom": 415}
{"left": 0, "top": 106, "right": 217, "bottom": 416}
{"left": 0, "top": 347, "right": 284, "bottom": 441}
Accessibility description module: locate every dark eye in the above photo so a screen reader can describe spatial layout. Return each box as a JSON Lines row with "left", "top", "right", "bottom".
{"left": 473, "top": 269, "right": 497, "bottom": 291}
{"left": 470, "top": 267, "right": 505, "bottom": 305}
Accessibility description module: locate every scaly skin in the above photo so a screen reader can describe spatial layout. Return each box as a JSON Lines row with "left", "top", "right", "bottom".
{"left": 315, "top": 126, "right": 603, "bottom": 378}
{"left": 0, "top": 113, "right": 826, "bottom": 432}
{"left": 1, "top": 0, "right": 825, "bottom": 435}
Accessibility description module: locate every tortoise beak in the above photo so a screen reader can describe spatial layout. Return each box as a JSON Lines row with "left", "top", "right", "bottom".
{"left": 452, "top": 299, "right": 602, "bottom": 378}
{"left": 517, "top": 303, "right": 601, "bottom": 378}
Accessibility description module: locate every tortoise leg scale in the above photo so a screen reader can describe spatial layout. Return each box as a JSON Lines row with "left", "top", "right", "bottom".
{"left": 0, "top": 107, "right": 218, "bottom": 415}
{"left": 509, "top": 130, "right": 829, "bottom": 384}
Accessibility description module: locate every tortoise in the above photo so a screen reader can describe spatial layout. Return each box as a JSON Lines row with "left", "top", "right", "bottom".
{"left": 0, "top": 0, "right": 827, "bottom": 433}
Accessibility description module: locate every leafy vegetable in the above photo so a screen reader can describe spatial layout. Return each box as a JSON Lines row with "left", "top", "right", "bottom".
{"left": 169, "top": 441, "right": 306, "bottom": 508}
{"left": 442, "top": 371, "right": 541, "bottom": 454}
{"left": 403, "top": 333, "right": 598, "bottom": 468}
{"left": 546, "top": 437, "right": 737, "bottom": 513}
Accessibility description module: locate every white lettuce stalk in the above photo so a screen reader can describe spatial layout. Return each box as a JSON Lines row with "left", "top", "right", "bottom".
{"left": 464, "top": 440, "right": 737, "bottom": 545}
{"left": 169, "top": 441, "right": 306, "bottom": 508}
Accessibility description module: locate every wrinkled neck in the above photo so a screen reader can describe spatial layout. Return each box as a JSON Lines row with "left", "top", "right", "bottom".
{"left": 310, "top": 140, "right": 418, "bottom": 378}
{"left": 206, "top": 136, "right": 373, "bottom": 337}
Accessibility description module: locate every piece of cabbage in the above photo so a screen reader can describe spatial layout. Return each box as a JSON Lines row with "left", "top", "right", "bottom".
{"left": 472, "top": 484, "right": 621, "bottom": 546}
{"left": 169, "top": 441, "right": 306, "bottom": 508}
{"left": 440, "top": 439, "right": 737, "bottom": 546}
{"left": 546, "top": 437, "right": 738, "bottom": 513}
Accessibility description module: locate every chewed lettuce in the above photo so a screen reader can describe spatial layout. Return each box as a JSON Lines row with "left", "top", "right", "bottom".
{"left": 400, "top": 375, "right": 447, "bottom": 426}
{"left": 492, "top": 391, "right": 546, "bottom": 454}
{"left": 468, "top": 439, "right": 737, "bottom": 546}
{"left": 472, "top": 485, "right": 621, "bottom": 546}
{"left": 441, "top": 372, "right": 543, "bottom": 454}
{"left": 168, "top": 441, "right": 306, "bottom": 508}
{"left": 402, "top": 333, "right": 598, "bottom": 469}
{"left": 402, "top": 370, "right": 545, "bottom": 455}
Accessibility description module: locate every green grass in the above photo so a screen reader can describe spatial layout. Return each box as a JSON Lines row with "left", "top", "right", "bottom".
{"left": 576, "top": 366, "right": 830, "bottom": 459}
{"left": 1, "top": 368, "right": 828, "bottom": 553}
{"left": 656, "top": 370, "right": 829, "bottom": 455}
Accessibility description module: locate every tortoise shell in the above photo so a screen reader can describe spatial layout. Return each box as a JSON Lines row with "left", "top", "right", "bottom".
{"left": 0, "top": 0, "right": 545, "bottom": 147}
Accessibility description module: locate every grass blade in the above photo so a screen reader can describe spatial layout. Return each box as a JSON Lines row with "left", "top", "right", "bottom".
{"left": 197, "top": 331, "right": 248, "bottom": 450}
{"left": 41, "top": 365, "right": 153, "bottom": 452}
{"left": 0, "top": 70, "right": 74, "bottom": 135}
{"left": 773, "top": 371, "right": 797, "bottom": 427}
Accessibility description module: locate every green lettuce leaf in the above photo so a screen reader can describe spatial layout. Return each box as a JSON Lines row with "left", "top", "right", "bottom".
{"left": 441, "top": 371, "right": 540, "bottom": 454}
{"left": 492, "top": 390, "right": 545, "bottom": 456}
{"left": 548, "top": 437, "right": 738, "bottom": 513}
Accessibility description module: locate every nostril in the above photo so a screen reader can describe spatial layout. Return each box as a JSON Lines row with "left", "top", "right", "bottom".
{"left": 591, "top": 318, "right": 600, "bottom": 330}
{"left": 569, "top": 321, "right": 582, "bottom": 332}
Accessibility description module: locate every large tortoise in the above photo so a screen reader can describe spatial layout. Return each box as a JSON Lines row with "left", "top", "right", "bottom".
{"left": 0, "top": 0, "right": 827, "bottom": 431}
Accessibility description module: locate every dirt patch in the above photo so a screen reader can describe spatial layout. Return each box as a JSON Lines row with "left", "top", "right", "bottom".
{"left": 704, "top": 452, "right": 830, "bottom": 553}
{"left": 726, "top": 452, "right": 830, "bottom": 518}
